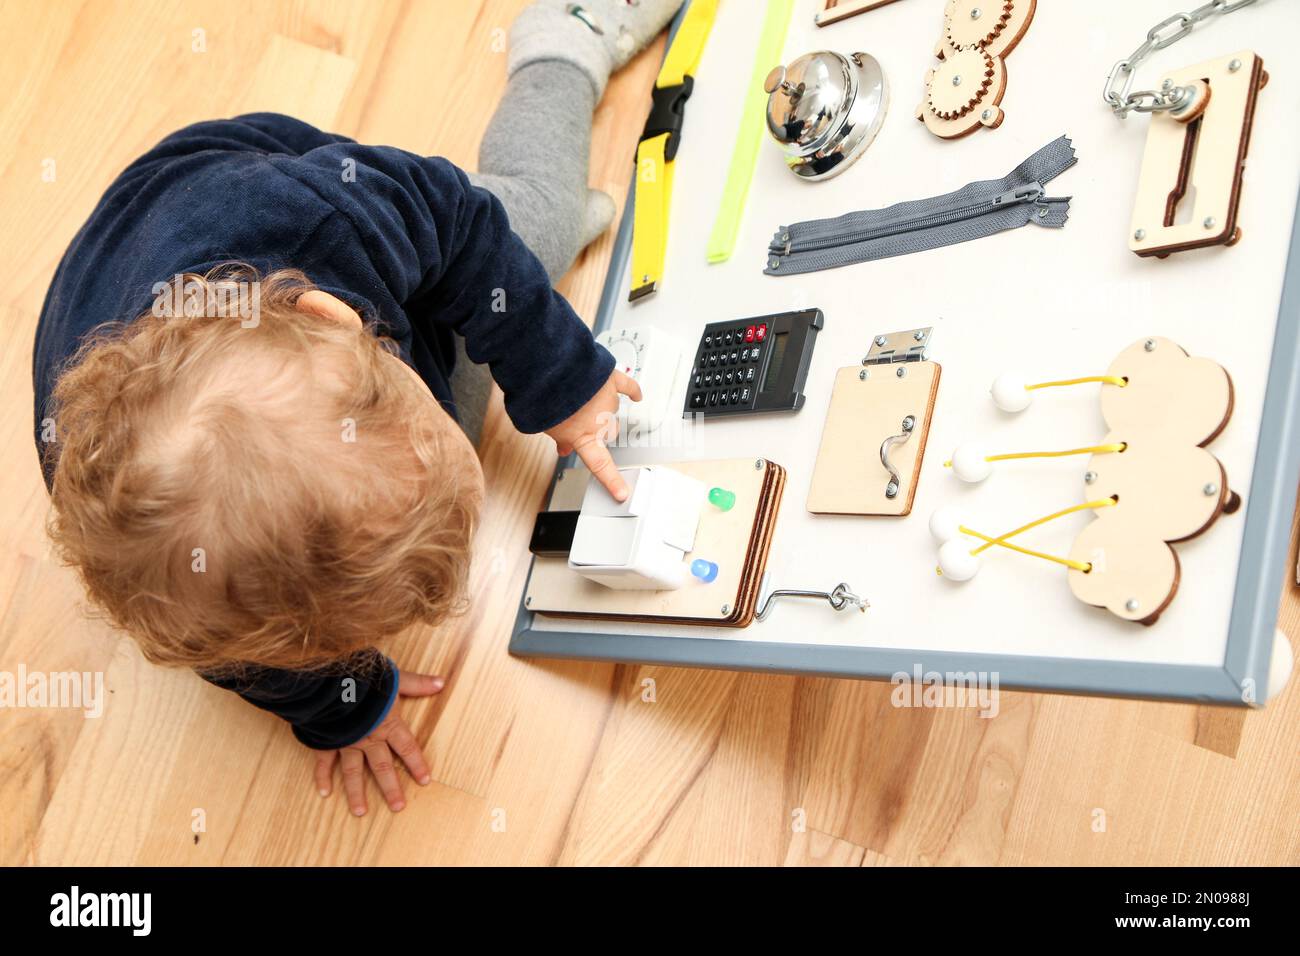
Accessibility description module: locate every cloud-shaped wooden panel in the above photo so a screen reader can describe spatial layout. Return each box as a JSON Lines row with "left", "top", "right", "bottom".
{"left": 1067, "top": 338, "right": 1236, "bottom": 625}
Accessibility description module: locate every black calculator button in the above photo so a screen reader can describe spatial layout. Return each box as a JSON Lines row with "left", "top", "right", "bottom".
{"left": 750, "top": 345, "right": 761, "bottom": 361}
{"left": 719, "top": 391, "right": 729, "bottom": 406}
{"left": 740, "top": 387, "right": 751, "bottom": 403}
{"left": 690, "top": 392, "right": 705, "bottom": 409}
{"left": 729, "top": 350, "right": 739, "bottom": 364}
{"left": 730, "top": 388, "right": 740, "bottom": 404}
{"left": 708, "top": 354, "right": 719, "bottom": 367}
{"left": 703, "top": 334, "right": 713, "bottom": 347}
{"left": 724, "top": 370, "right": 734, "bottom": 385}
{"left": 745, "top": 367, "right": 756, "bottom": 383}
{"left": 708, "top": 391, "right": 719, "bottom": 406}
{"left": 693, "top": 373, "right": 702, "bottom": 387}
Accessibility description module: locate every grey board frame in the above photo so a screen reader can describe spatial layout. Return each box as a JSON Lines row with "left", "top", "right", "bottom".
{"left": 509, "top": 9, "right": 1299, "bottom": 706}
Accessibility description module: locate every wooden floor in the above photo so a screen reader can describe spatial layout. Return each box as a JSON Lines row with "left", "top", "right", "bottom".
{"left": 2, "top": 0, "right": 1297, "bottom": 866}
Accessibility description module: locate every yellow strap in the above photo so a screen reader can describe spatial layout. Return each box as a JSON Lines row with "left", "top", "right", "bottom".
{"left": 630, "top": 0, "right": 719, "bottom": 299}
{"left": 657, "top": 0, "right": 719, "bottom": 86}
{"left": 631, "top": 133, "right": 672, "bottom": 298}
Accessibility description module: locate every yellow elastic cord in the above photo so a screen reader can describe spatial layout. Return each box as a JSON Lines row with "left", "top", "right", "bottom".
{"left": 985, "top": 442, "right": 1127, "bottom": 463}
{"left": 960, "top": 527, "right": 1093, "bottom": 573}
{"left": 944, "top": 443, "right": 1126, "bottom": 468}
{"left": 971, "top": 497, "right": 1118, "bottom": 555}
{"left": 1026, "top": 375, "right": 1128, "bottom": 390}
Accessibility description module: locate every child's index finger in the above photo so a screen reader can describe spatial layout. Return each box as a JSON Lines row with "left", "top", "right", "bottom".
{"left": 574, "top": 435, "right": 627, "bottom": 502}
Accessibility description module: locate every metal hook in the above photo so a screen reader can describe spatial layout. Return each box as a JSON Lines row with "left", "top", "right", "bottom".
{"left": 880, "top": 415, "right": 915, "bottom": 499}
{"left": 756, "top": 580, "right": 868, "bottom": 622}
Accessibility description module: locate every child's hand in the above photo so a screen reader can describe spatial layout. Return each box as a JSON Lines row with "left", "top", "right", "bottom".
{"left": 546, "top": 370, "right": 643, "bottom": 501}
{"left": 314, "top": 669, "right": 444, "bottom": 815}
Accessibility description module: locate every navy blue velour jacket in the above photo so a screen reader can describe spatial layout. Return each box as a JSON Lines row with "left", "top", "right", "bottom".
{"left": 32, "top": 113, "right": 614, "bottom": 750}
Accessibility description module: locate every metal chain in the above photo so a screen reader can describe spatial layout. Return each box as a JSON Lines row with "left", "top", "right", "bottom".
{"left": 1103, "top": 0, "right": 1259, "bottom": 117}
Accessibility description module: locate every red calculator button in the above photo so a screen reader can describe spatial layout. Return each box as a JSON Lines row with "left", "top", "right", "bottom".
{"left": 755, "top": 324, "right": 768, "bottom": 342}
{"left": 744, "top": 325, "right": 756, "bottom": 343}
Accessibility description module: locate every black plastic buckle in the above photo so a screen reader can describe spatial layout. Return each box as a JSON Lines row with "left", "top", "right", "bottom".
{"left": 639, "top": 76, "right": 694, "bottom": 162}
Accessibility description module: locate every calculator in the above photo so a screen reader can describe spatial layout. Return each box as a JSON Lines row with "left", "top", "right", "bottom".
{"left": 683, "top": 309, "right": 823, "bottom": 418}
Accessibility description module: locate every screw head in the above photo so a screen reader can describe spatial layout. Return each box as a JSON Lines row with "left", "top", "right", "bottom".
{"left": 1134, "top": 228, "right": 1146, "bottom": 241}
{"left": 885, "top": 480, "right": 900, "bottom": 499}
{"left": 913, "top": 329, "right": 925, "bottom": 341}
{"left": 981, "top": 108, "right": 992, "bottom": 121}
{"left": 1144, "top": 339, "right": 1156, "bottom": 352}
{"left": 1084, "top": 471, "right": 1097, "bottom": 484}
{"left": 1203, "top": 482, "right": 1219, "bottom": 497}
{"left": 859, "top": 369, "right": 868, "bottom": 380}
{"left": 1161, "top": 78, "right": 1173, "bottom": 90}
{"left": 896, "top": 366, "right": 907, "bottom": 378}
{"left": 755, "top": 458, "right": 765, "bottom": 470}
{"left": 1203, "top": 216, "right": 1216, "bottom": 229}
{"left": 525, "top": 595, "right": 533, "bottom": 607}
{"left": 1125, "top": 598, "right": 1140, "bottom": 613}
{"left": 1229, "top": 58, "right": 1242, "bottom": 72}
{"left": 721, "top": 604, "right": 730, "bottom": 615}
{"left": 952, "top": 74, "right": 962, "bottom": 86}
{"left": 875, "top": 335, "right": 887, "bottom": 347}
{"left": 970, "top": 7, "right": 981, "bottom": 19}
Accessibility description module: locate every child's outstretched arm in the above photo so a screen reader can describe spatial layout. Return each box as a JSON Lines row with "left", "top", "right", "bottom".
{"left": 276, "top": 141, "right": 637, "bottom": 497}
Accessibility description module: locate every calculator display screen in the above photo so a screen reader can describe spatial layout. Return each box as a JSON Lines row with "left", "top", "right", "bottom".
{"left": 760, "top": 331, "right": 788, "bottom": 393}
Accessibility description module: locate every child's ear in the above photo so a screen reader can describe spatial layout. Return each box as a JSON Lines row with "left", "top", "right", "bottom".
{"left": 296, "top": 290, "right": 363, "bottom": 330}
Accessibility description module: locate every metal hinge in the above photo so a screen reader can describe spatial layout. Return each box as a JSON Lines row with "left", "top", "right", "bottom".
{"left": 862, "top": 327, "right": 934, "bottom": 366}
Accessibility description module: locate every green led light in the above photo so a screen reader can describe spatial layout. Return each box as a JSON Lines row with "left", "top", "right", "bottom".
{"left": 708, "top": 487, "right": 736, "bottom": 512}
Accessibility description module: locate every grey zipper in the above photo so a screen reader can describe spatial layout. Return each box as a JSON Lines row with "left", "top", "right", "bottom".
{"left": 766, "top": 135, "right": 1077, "bottom": 276}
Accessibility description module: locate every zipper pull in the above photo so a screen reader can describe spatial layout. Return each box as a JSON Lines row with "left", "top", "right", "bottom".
{"left": 993, "top": 182, "right": 1044, "bottom": 207}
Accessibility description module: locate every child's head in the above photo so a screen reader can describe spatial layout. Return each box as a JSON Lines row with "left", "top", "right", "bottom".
{"left": 46, "top": 266, "right": 484, "bottom": 674}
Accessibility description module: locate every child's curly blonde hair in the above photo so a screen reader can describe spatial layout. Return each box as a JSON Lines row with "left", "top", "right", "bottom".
{"left": 45, "top": 265, "right": 481, "bottom": 674}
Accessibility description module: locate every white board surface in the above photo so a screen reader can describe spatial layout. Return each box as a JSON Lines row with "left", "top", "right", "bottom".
{"left": 532, "top": 0, "right": 1300, "bottom": 668}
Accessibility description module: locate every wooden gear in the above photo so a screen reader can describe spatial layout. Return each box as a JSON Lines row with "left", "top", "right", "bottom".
{"left": 525, "top": 458, "right": 785, "bottom": 627}
{"left": 1067, "top": 338, "right": 1238, "bottom": 625}
{"left": 916, "top": 0, "right": 1035, "bottom": 139}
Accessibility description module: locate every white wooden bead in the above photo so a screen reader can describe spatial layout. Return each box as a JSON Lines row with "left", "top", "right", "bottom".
{"left": 990, "top": 371, "right": 1032, "bottom": 412}
{"left": 950, "top": 442, "right": 992, "bottom": 483}
{"left": 929, "top": 507, "right": 963, "bottom": 543}
{"left": 937, "top": 540, "right": 980, "bottom": 581}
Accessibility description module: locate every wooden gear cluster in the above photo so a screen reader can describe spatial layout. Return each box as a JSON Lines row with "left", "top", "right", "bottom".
{"left": 916, "top": 0, "right": 1035, "bottom": 139}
